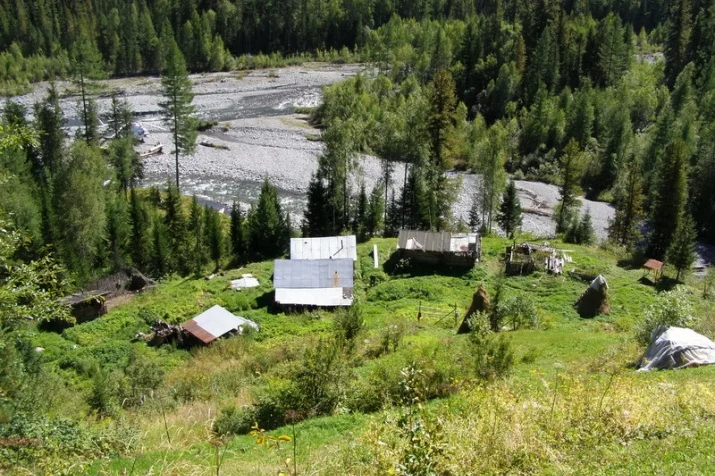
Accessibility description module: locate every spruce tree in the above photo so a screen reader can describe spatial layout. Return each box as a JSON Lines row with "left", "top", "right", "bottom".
{"left": 151, "top": 218, "right": 170, "bottom": 277}
{"left": 109, "top": 138, "right": 139, "bottom": 196}
{"left": 468, "top": 197, "right": 481, "bottom": 233}
{"left": 187, "top": 196, "right": 206, "bottom": 275}
{"left": 302, "top": 171, "right": 330, "bottom": 237}
{"left": 577, "top": 208, "right": 596, "bottom": 246}
{"left": 648, "top": 140, "right": 689, "bottom": 259}
{"left": 71, "top": 35, "right": 105, "bottom": 144}
{"left": 53, "top": 142, "right": 107, "bottom": 279}
{"left": 664, "top": 0, "right": 693, "bottom": 88}
{"left": 163, "top": 181, "right": 188, "bottom": 273}
{"left": 129, "top": 189, "right": 151, "bottom": 271}
{"left": 366, "top": 183, "right": 385, "bottom": 238}
{"left": 497, "top": 180, "right": 522, "bottom": 239}
{"left": 159, "top": 38, "right": 197, "bottom": 192}
{"left": 229, "top": 201, "right": 245, "bottom": 262}
{"left": 353, "top": 184, "right": 368, "bottom": 243}
{"left": 556, "top": 140, "right": 585, "bottom": 233}
{"left": 608, "top": 154, "right": 644, "bottom": 249}
{"left": 205, "top": 206, "right": 223, "bottom": 272}
{"left": 249, "top": 179, "right": 288, "bottom": 260}
{"left": 105, "top": 195, "right": 131, "bottom": 270}
{"left": 33, "top": 85, "right": 64, "bottom": 177}
{"left": 666, "top": 212, "right": 697, "bottom": 281}
{"left": 108, "top": 92, "right": 134, "bottom": 140}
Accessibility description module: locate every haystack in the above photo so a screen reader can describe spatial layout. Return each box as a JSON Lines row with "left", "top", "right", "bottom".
{"left": 458, "top": 284, "right": 491, "bottom": 334}
{"left": 575, "top": 275, "right": 610, "bottom": 317}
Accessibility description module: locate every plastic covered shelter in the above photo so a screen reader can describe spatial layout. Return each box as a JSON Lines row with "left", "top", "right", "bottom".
{"left": 638, "top": 326, "right": 715, "bottom": 371}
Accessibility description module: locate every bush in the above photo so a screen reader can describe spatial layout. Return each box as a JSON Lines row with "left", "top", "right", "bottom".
{"left": 497, "top": 293, "right": 540, "bottom": 330}
{"left": 213, "top": 404, "right": 257, "bottom": 436}
{"left": 635, "top": 287, "right": 695, "bottom": 346}
{"left": 470, "top": 326, "right": 514, "bottom": 380}
{"left": 334, "top": 306, "right": 365, "bottom": 352}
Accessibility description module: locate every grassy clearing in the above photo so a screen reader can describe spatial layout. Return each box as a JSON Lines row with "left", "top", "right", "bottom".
{"left": 22, "top": 236, "right": 715, "bottom": 474}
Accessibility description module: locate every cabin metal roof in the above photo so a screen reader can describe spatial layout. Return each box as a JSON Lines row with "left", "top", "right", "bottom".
{"left": 273, "top": 259, "right": 354, "bottom": 289}
{"left": 397, "top": 230, "right": 479, "bottom": 253}
{"left": 290, "top": 235, "right": 358, "bottom": 261}
{"left": 182, "top": 305, "right": 259, "bottom": 344}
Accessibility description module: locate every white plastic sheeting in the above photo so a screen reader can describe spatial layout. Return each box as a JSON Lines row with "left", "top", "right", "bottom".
{"left": 230, "top": 274, "right": 260, "bottom": 290}
{"left": 638, "top": 326, "right": 715, "bottom": 371}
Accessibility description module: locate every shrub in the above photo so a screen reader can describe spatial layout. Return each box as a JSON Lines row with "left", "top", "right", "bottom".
{"left": 334, "top": 306, "right": 365, "bottom": 353}
{"left": 214, "top": 404, "right": 256, "bottom": 436}
{"left": 470, "top": 324, "right": 514, "bottom": 380}
{"left": 497, "top": 293, "right": 540, "bottom": 330}
{"left": 635, "top": 287, "right": 695, "bottom": 345}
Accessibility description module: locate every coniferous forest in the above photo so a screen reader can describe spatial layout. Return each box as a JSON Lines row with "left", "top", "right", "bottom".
{"left": 2, "top": 1, "right": 715, "bottom": 474}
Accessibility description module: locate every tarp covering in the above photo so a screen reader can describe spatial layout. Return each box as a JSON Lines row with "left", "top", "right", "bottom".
{"left": 230, "top": 274, "right": 260, "bottom": 290}
{"left": 639, "top": 326, "right": 715, "bottom": 371}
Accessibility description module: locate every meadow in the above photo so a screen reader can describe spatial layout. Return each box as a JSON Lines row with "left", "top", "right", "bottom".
{"left": 16, "top": 237, "right": 715, "bottom": 475}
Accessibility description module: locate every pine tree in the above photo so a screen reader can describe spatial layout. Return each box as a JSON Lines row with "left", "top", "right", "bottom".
{"left": 151, "top": 217, "right": 170, "bottom": 277}
{"left": 425, "top": 70, "right": 459, "bottom": 230}
{"left": 468, "top": 196, "right": 481, "bottom": 232}
{"left": 577, "top": 208, "right": 596, "bottom": 246}
{"left": 109, "top": 138, "right": 139, "bottom": 196}
{"left": 53, "top": 142, "right": 107, "bottom": 279}
{"left": 366, "top": 183, "right": 384, "bottom": 238}
{"left": 129, "top": 189, "right": 151, "bottom": 271}
{"left": 33, "top": 84, "right": 64, "bottom": 177}
{"left": 556, "top": 140, "right": 585, "bottom": 233}
{"left": 666, "top": 212, "right": 697, "bottom": 281}
{"left": 497, "top": 180, "right": 522, "bottom": 239}
{"left": 71, "top": 35, "right": 105, "bottom": 144}
{"left": 664, "top": 0, "right": 693, "bottom": 88}
{"left": 229, "top": 201, "right": 245, "bottom": 262}
{"left": 159, "top": 37, "right": 197, "bottom": 192}
{"left": 163, "top": 181, "right": 188, "bottom": 273}
{"left": 108, "top": 92, "right": 134, "bottom": 139}
{"left": 648, "top": 140, "right": 689, "bottom": 259}
{"left": 205, "top": 206, "right": 223, "bottom": 272}
{"left": 105, "top": 195, "right": 130, "bottom": 270}
{"left": 249, "top": 179, "right": 288, "bottom": 260}
{"left": 352, "top": 184, "right": 368, "bottom": 243}
{"left": 187, "top": 195, "right": 206, "bottom": 275}
{"left": 608, "top": 154, "right": 644, "bottom": 249}
{"left": 302, "top": 171, "right": 330, "bottom": 237}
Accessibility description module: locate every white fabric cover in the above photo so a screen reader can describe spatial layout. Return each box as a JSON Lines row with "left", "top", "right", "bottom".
{"left": 638, "top": 326, "right": 715, "bottom": 371}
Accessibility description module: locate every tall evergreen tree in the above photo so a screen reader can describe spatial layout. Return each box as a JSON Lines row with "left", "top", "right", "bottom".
{"left": 33, "top": 85, "right": 64, "bottom": 177}
{"left": 129, "top": 189, "right": 151, "bottom": 271}
{"left": 664, "top": 0, "right": 693, "bottom": 88}
{"left": 105, "top": 195, "right": 130, "bottom": 270}
{"left": 187, "top": 195, "right": 206, "bottom": 275}
{"left": 71, "top": 35, "right": 105, "bottom": 144}
{"left": 159, "top": 38, "right": 197, "bottom": 192}
{"left": 302, "top": 171, "right": 331, "bottom": 237}
{"left": 577, "top": 208, "right": 596, "bottom": 246}
{"left": 53, "top": 142, "right": 107, "bottom": 279}
{"left": 229, "top": 201, "right": 245, "bottom": 262}
{"left": 648, "top": 140, "right": 689, "bottom": 259}
{"left": 249, "top": 179, "right": 288, "bottom": 260}
{"left": 608, "top": 154, "right": 644, "bottom": 249}
{"left": 666, "top": 212, "right": 697, "bottom": 281}
{"left": 366, "top": 183, "right": 385, "bottom": 238}
{"left": 468, "top": 196, "right": 481, "bottom": 232}
{"left": 352, "top": 183, "right": 368, "bottom": 243}
{"left": 163, "top": 181, "right": 188, "bottom": 273}
{"left": 497, "top": 180, "right": 522, "bottom": 239}
{"left": 556, "top": 139, "right": 585, "bottom": 233}
{"left": 204, "top": 205, "right": 223, "bottom": 272}
{"left": 108, "top": 92, "right": 134, "bottom": 139}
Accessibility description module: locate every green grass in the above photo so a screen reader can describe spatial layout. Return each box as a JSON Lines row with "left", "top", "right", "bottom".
{"left": 19, "top": 236, "right": 715, "bottom": 474}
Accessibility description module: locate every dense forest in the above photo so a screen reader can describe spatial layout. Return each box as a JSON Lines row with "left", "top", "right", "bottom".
{"left": 2, "top": 0, "right": 715, "bottom": 472}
